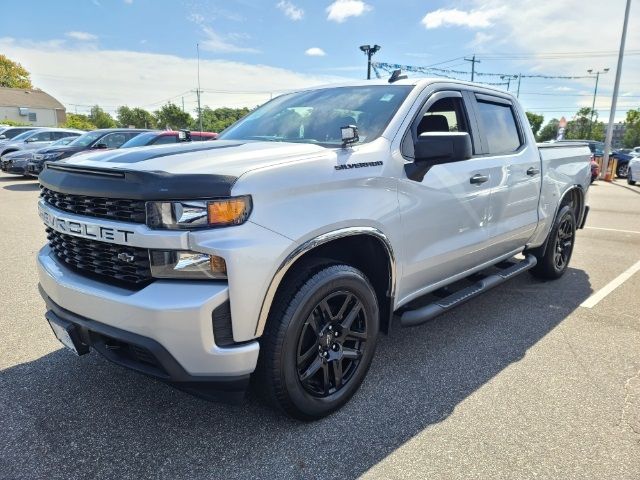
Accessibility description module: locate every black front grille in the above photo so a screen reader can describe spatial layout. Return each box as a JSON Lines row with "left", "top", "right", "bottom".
{"left": 40, "top": 187, "right": 146, "bottom": 223}
{"left": 46, "top": 228, "right": 152, "bottom": 287}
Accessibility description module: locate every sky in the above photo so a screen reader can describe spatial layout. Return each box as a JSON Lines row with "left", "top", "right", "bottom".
{"left": 2, "top": 0, "right": 639, "bottom": 125}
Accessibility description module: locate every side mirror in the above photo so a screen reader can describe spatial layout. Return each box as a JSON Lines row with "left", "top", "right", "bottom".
{"left": 0, "top": 135, "right": 6, "bottom": 140}
{"left": 406, "top": 132, "right": 472, "bottom": 181}
{"left": 414, "top": 132, "right": 472, "bottom": 163}
{"left": 341, "top": 125, "right": 359, "bottom": 147}
{"left": 94, "top": 143, "right": 108, "bottom": 149}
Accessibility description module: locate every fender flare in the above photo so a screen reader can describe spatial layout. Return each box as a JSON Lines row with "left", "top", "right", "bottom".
{"left": 254, "top": 226, "right": 397, "bottom": 337}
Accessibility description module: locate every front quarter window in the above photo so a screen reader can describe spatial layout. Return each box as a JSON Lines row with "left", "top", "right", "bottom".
{"left": 219, "top": 85, "right": 413, "bottom": 147}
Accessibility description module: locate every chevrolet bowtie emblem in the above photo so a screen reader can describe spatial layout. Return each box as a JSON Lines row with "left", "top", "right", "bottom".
{"left": 117, "top": 252, "right": 136, "bottom": 263}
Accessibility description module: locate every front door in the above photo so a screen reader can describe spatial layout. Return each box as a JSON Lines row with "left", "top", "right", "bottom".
{"left": 396, "top": 91, "right": 495, "bottom": 305}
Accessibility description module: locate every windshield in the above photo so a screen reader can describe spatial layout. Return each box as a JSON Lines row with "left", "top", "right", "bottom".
{"left": 68, "top": 131, "right": 103, "bottom": 148}
{"left": 120, "top": 132, "right": 158, "bottom": 148}
{"left": 51, "top": 136, "right": 77, "bottom": 147}
{"left": 9, "top": 130, "right": 37, "bottom": 142}
{"left": 219, "top": 85, "right": 413, "bottom": 147}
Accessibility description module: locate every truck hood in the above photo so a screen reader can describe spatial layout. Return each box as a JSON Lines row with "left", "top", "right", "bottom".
{"left": 57, "top": 140, "right": 330, "bottom": 178}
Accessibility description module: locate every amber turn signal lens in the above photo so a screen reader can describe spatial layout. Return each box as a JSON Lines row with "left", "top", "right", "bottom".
{"left": 207, "top": 197, "right": 251, "bottom": 226}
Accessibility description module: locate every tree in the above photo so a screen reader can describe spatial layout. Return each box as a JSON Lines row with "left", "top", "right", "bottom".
{"left": 89, "top": 105, "right": 116, "bottom": 129}
{"left": 63, "top": 113, "right": 96, "bottom": 130}
{"left": 623, "top": 109, "right": 640, "bottom": 148}
{"left": 0, "top": 55, "right": 33, "bottom": 89}
{"left": 525, "top": 112, "right": 544, "bottom": 137}
{"left": 116, "top": 106, "right": 156, "bottom": 129}
{"left": 154, "top": 102, "right": 193, "bottom": 130}
{"left": 537, "top": 118, "right": 560, "bottom": 142}
{"left": 196, "top": 106, "right": 251, "bottom": 133}
{"left": 565, "top": 107, "right": 604, "bottom": 141}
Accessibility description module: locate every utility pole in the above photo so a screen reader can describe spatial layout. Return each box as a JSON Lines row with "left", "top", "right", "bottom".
{"left": 196, "top": 43, "right": 203, "bottom": 133}
{"left": 602, "top": 0, "right": 631, "bottom": 181}
{"left": 359, "top": 44, "right": 381, "bottom": 80}
{"left": 464, "top": 55, "right": 480, "bottom": 82}
{"left": 587, "top": 68, "right": 610, "bottom": 138}
{"left": 181, "top": 96, "right": 185, "bottom": 112}
{"left": 516, "top": 73, "right": 522, "bottom": 98}
{"left": 501, "top": 74, "right": 517, "bottom": 92}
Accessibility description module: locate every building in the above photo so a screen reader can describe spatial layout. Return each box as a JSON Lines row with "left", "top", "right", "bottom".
{"left": 0, "top": 87, "right": 66, "bottom": 126}
{"left": 604, "top": 122, "right": 627, "bottom": 149}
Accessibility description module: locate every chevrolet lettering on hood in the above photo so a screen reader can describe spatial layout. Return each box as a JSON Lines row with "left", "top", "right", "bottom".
{"left": 38, "top": 202, "right": 134, "bottom": 244}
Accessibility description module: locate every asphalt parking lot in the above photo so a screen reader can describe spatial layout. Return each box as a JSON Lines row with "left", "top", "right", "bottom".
{"left": 0, "top": 172, "right": 639, "bottom": 480}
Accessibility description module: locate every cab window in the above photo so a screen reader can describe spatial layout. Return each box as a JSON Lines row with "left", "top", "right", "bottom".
{"left": 475, "top": 100, "right": 522, "bottom": 154}
{"left": 152, "top": 135, "right": 178, "bottom": 145}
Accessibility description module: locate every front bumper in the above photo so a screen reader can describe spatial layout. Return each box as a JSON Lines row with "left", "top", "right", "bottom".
{"left": 37, "top": 245, "right": 260, "bottom": 380}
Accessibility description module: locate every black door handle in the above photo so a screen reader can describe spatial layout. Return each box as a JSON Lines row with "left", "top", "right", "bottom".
{"left": 470, "top": 174, "right": 489, "bottom": 184}
{"left": 527, "top": 167, "right": 540, "bottom": 176}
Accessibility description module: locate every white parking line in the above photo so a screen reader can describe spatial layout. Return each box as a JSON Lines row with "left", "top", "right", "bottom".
{"left": 581, "top": 259, "right": 640, "bottom": 308}
{"left": 585, "top": 226, "right": 640, "bottom": 235}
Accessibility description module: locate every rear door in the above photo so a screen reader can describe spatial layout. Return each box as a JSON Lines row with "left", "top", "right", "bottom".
{"left": 470, "top": 93, "right": 541, "bottom": 255}
{"left": 396, "top": 90, "right": 496, "bottom": 302}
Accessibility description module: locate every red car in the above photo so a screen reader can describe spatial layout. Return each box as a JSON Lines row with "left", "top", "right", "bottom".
{"left": 120, "top": 130, "right": 218, "bottom": 149}
{"left": 590, "top": 156, "right": 600, "bottom": 183}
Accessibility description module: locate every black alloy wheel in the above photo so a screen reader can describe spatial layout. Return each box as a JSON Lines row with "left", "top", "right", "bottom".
{"left": 553, "top": 215, "right": 574, "bottom": 271}
{"left": 255, "top": 263, "right": 379, "bottom": 420}
{"left": 529, "top": 204, "right": 576, "bottom": 280}
{"left": 296, "top": 291, "right": 368, "bottom": 397}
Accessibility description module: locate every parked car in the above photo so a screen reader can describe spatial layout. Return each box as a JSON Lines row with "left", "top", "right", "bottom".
{"left": 611, "top": 149, "right": 636, "bottom": 178}
{"left": 119, "top": 130, "right": 218, "bottom": 149}
{"left": 1, "top": 136, "right": 79, "bottom": 176}
{"left": 0, "top": 126, "right": 40, "bottom": 143}
{"left": 628, "top": 156, "right": 640, "bottom": 186}
{"left": 36, "top": 79, "right": 591, "bottom": 419}
{"left": 0, "top": 128, "right": 82, "bottom": 157}
{"left": 26, "top": 128, "right": 150, "bottom": 176}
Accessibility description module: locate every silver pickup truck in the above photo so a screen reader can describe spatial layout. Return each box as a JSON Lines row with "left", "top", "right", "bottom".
{"left": 36, "top": 78, "right": 591, "bottom": 419}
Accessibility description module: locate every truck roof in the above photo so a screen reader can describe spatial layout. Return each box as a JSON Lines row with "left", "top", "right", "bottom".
{"left": 290, "top": 77, "right": 515, "bottom": 99}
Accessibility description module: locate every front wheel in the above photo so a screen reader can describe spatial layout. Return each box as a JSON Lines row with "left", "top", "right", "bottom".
{"left": 255, "top": 264, "right": 379, "bottom": 420}
{"left": 529, "top": 205, "right": 576, "bottom": 280}
{"left": 628, "top": 171, "right": 636, "bottom": 185}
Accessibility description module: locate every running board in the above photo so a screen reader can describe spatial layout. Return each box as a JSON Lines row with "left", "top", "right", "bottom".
{"left": 400, "top": 254, "right": 537, "bottom": 327}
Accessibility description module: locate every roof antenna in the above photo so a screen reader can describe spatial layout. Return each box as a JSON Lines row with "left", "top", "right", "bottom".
{"left": 388, "top": 69, "right": 408, "bottom": 83}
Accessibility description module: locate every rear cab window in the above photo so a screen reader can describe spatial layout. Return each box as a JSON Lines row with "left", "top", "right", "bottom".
{"left": 474, "top": 94, "right": 523, "bottom": 155}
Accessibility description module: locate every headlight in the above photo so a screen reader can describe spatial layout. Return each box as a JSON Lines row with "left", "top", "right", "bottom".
{"left": 146, "top": 196, "right": 252, "bottom": 229}
{"left": 43, "top": 152, "right": 63, "bottom": 160}
{"left": 149, "top": 250, "right": 227, "bottom": 279}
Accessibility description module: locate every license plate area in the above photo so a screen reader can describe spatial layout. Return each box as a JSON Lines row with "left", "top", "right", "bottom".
{"left": 46, "top": 312, "right": 89, "bottom": 355}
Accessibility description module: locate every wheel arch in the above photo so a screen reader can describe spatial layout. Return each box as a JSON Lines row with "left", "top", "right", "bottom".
{"left": 255, "top": 227, "right": 397, "bottom": 337}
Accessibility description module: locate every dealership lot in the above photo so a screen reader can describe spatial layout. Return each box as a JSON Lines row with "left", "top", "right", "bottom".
{"left": 0, "top": 173, "right": 639, "bottom": 479}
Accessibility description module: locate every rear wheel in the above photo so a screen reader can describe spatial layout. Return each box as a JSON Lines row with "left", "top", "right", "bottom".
{"left": 529, "top": 205, "right": 576, "bottom": 280}
{"left": 255, "top": 264, "right": 379, "bottom": 420}
{"left": 617, "top": 163, "right": 629, "bottom": 178}
{"left": 628, "top": 170, "right": 636, "bottom": 185}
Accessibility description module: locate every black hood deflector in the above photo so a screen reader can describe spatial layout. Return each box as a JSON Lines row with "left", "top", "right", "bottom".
{"left": 39, "top": 164, "right": 237, "bottom": 200}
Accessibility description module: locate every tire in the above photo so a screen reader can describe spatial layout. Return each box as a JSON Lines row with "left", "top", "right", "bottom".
{"left": 529, "top": 205, "right": 576, "bottom": 280}
{"left": 628, "top": 170, "right": 636, "bottom": 185}
{"left": 617, "top": 163, "right": 629, "bottom": 178}
{"left": 255, "top": 264, "right": 379, "bottom": 420}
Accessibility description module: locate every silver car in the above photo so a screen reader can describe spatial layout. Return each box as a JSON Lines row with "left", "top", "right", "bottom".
{"left": 1, "top": 136, "right": 79, "bottom": 176}
{"left": 0, "top": 128, "right": 82, "bottom": 157}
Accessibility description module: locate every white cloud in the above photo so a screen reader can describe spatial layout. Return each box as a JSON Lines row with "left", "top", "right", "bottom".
{"left": 124, "top": 0, "right": 133, "bottom": 4}
{"left": 187, "top": 13, "right": 258, "bottom": 53}
{"left": 305, "top": 47, "right": 326, "bottom": 57}
{"left": 326, "top": 0, "right": 372, "bottom": 23}
{"left": 65, "top": 31, "right": 98, "bottom": 41}
{"left": 277, "top": 1, "right": 303, "bottom": 21}
{"left": 421, "top": 8, "right": 503, "bottom": 29}
{"left": 199, "top": 27, "right": 259, "bottom": 53}
{"left": 0, "top": 37, "right": 349, "bottom": 115}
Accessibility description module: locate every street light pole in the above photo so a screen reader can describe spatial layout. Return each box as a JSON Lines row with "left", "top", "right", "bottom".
{"left": 602, "top": 0, "right": 632, "bottom": 181}
{"left": 359, "top": 44, "right": 381, "bottom": 80}
{"left": 587, "top": 68, "right": 609, "bottom": 138}
{"left": 196, "top": 43, "right": 203, "bottom": 133}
